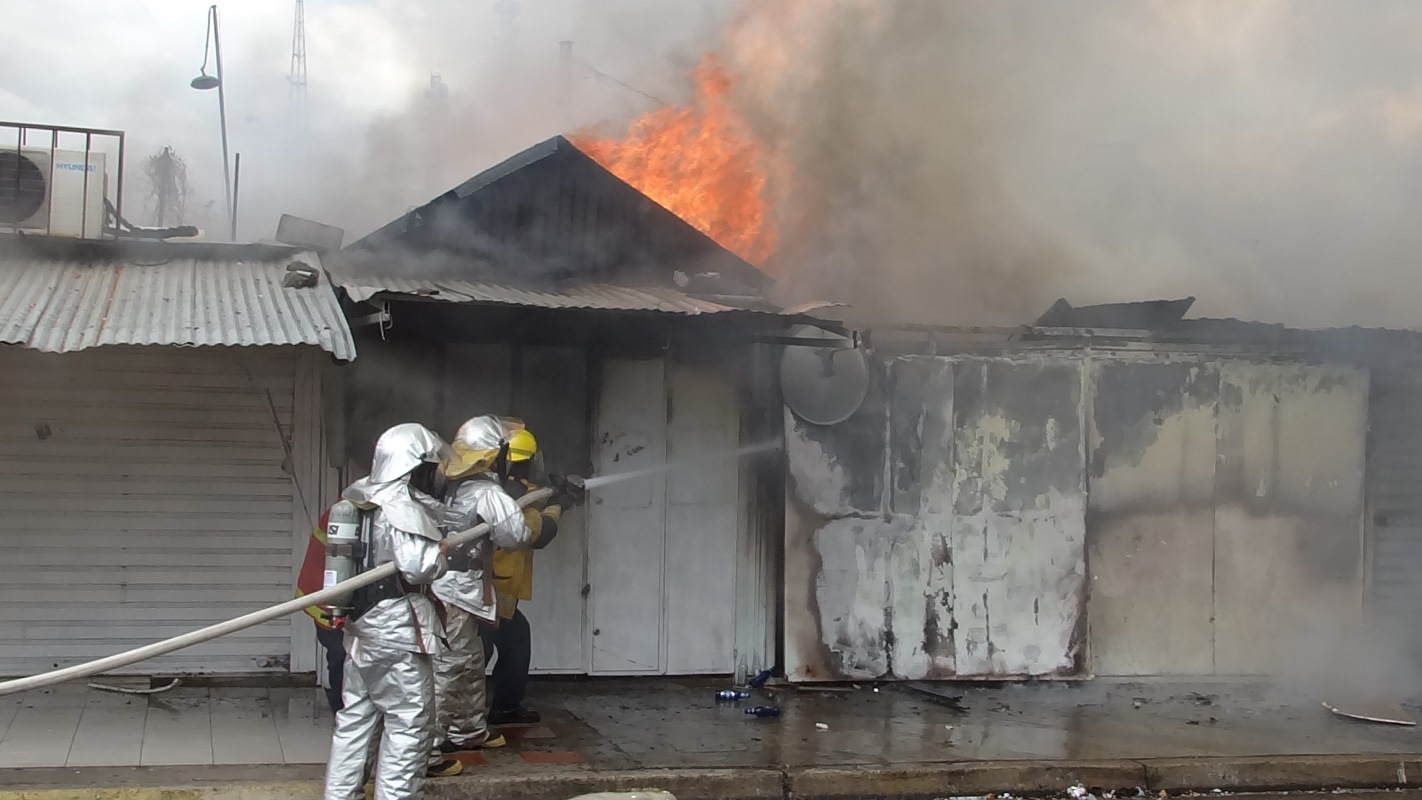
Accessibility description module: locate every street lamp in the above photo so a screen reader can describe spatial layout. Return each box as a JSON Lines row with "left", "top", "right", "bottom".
{"left": 191, "top": 4, "right": 234, "bottom": 240}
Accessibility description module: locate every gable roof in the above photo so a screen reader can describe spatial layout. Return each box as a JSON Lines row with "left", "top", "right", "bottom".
{"left": 346, "top": 136, "right": 769, "bottom": 292}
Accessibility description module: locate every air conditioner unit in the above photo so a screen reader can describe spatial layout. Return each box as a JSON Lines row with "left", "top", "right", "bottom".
{"left": 0, "top": 147, "right": 108, "bottom": 239}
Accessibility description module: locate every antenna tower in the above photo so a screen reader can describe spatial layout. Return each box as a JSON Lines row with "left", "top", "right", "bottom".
{"left": 288, "top": 0, "right": 308, "bottom": 127}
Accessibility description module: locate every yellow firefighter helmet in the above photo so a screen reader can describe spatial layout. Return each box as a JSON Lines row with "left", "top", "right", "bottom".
{"left": 508, "top": 428, "right": 538, "bottom": 463}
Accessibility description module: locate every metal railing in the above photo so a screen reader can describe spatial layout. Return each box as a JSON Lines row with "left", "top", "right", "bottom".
{"left": 0, "top": 121, "right": 126, "bottom": 240}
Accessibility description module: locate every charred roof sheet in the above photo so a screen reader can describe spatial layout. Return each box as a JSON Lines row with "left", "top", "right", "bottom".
{"left": 346, "top": 136, "right": 769, "bottom": 291}
{"left": 328, "top": 268, "right": 817, "bottom": 318}
{"left": 1034, "top": 297, "right": 1197, "bottom": 329}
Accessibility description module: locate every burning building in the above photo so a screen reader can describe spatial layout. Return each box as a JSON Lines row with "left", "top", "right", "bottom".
{"left": 327, "top": 135, "right": 823, "bottom": 680}
{"left": 329, "top": 116, "right": 1422, "bottom": 688}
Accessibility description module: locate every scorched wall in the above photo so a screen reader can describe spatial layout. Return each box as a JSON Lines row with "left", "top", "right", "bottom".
{"left": 784, "top": 350, "right": 1368, "bottom": 681}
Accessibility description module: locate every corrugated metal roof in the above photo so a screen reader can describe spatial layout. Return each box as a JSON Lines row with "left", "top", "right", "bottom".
{"left": 331, "top": 272, "right": 811, "bottom": 317}
{"left": 0, "top": 242, "right": 356, "bottom": 360}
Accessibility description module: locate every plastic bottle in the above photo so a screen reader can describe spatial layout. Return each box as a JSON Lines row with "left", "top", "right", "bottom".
{"left": 716, "top": 690, "right": 750, "bottom": 701}
{"left": 744, "top": 706, "right": 781, "bottom": 718}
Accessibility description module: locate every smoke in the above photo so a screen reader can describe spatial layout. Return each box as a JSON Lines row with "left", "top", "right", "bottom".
{"left": 12, "top": 2, "right": 1422, "bottom": 328}
{"left": 721, "top": 0, "right": 1422, "bottom": 329}
{"left": 305, "top": 0, "right": 731, "bottom": 242}
{"left": 0, "top": 0, "right": 726, "bottom": 246}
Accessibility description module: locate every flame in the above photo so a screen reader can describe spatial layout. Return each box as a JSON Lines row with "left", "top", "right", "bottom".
{"left": 571, "top": 54, "right": 777, "bottom": 265}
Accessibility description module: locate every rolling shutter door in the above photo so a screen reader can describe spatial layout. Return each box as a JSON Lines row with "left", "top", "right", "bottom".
{"left": 0, "top": 345, "right": 299, "bottom": 676}
{"left": 1368, "top": 367, "right": 1422, "bottom": 651}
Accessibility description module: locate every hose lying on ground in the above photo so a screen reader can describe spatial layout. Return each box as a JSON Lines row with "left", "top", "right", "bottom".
{"left": 90, "top": 677, "right": 182, "bottom": 695}
{"left": 0, "top": 487, "right": 554, "bottom": 698}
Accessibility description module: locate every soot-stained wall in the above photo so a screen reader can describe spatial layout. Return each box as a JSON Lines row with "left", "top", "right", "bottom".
{"left": 785, "top": 351, "right": 1369, "bottom": 681}
{"left": 1089, "top": 360, "right": 1369, "bottom": 676}
{"left": 785, "top": 355, "right": 1088, "bottom": 681}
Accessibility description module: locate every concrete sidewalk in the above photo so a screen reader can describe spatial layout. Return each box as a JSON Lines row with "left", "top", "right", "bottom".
{"left": 4, "top": 678, "right": 1422, "bottom": 799}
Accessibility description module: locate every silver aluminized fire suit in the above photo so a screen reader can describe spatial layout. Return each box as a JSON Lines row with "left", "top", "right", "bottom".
{"left": 323, "top": 423, "right": 450, "bottom": 800}
{"left": 431, "top": 474, "right": 531, "bottom": 749}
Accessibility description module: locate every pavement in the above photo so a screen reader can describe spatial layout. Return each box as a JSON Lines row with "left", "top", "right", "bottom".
{"left": 5, "top": 677, "right": 1422, "bottom": 800}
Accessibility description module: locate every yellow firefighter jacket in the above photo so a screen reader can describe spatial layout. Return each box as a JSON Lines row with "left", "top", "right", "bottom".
{"left": 492, "top": 479, "right": 562, "bottom": 620}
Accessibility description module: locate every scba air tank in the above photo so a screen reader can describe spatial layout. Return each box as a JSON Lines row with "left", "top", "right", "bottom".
{"left": 323, "top": 500, "right": 365, "bottom": 624}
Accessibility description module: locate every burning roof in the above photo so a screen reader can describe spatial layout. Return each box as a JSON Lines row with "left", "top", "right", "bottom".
{"left": 570, "top": 54, "right": 775, "bottom": 267}
{"left": 345, "top": 136, "right": 769, "bottom": 294}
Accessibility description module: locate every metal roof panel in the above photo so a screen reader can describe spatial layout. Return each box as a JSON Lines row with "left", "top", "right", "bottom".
{"left": 0, "top": 243, "right": 356, "bottom": 360}
{"left": 330, "top": 271, "right": 779, "bottom": 316}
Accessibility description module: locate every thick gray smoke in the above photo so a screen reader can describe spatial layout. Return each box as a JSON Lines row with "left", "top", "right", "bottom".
{"left": 728, "top": 0, "right": 1422, "bottom": 329}
{"left": 306, "top": 0, "right": 729, "bottom": 242}
{"left": 10, "top": 1, "right": 1422, "bottom": 329}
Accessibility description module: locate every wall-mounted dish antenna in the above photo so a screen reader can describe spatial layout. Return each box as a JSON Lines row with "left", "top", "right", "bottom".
{"left": 779, "top": 325, "right": 868, "bottom": 426}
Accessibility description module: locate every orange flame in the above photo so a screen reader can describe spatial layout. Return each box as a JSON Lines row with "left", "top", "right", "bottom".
{"left": 571, "top": 55, "right": 777, "bottom": 266}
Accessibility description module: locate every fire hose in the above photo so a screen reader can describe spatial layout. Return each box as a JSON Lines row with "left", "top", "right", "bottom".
{"left": 0, "top": 487, "right": 556, "bottom": 698}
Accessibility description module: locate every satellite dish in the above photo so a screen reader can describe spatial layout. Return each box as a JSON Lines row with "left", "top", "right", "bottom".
{"left": 779, "top": 326, "right": 869, "bottom": 426}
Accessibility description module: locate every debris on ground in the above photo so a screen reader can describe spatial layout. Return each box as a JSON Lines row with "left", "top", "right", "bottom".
{"left": 939, "top": 695, "right": 968, "bottom": 711}
{"left": 899, "top": 682, "right": 970, "bottom": 711}
{"left": 815, "top": 722, "right": 829, "bottom": 730}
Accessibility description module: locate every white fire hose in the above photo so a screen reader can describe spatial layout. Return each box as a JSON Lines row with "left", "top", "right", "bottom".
{"left": 0, "top": 487, "right": 555, "bottom": 698}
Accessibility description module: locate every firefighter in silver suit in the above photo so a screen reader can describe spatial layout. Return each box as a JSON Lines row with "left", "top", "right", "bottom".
{"left": 429, "top": 415, "right": 533, "bottom": 755}
{"left": 323, "top": 423, "right": 459, "bottom": 800}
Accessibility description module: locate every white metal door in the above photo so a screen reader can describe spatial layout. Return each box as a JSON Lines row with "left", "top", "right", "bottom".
{"left": 585, "top": 356, "right": 746, "bottom": 676}
{"left": 664, "top": 362, "right": 740, "bottom": 674}
{"left": 518, "top": 347, "right": 589, "bottom": 674}
{"left": 587, "top": 358, "right": 667, "bottom": 674}
{"left": 0, "top": 345, "right": 301, "bottom": 676}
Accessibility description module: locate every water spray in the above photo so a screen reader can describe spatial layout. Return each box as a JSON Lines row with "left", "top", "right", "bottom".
{"left": 579, "top": 439, "right": 782, "bottom": 490}
{"left": 0, "top": 439, "right": 782, "bottom": 698}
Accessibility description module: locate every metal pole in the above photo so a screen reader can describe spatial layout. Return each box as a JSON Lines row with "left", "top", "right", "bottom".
{"left": 211, "top": 5, "right": 234, "bottom": 241}
{"left": 115, "top": 130, "right": 126, "bottom": 239}
{"left": 80, "top": 132, "right": 91, "bottom": 238}
{"left": 231, "top": 152, "right": 241, "bottom": 241}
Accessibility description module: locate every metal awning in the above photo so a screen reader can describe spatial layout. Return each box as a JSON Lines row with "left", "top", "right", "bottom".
{"left": 0, "top": 237, "right": 357, "bottom": 360}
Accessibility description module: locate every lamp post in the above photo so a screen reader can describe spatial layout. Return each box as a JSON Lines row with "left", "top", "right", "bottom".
{"left": 191, "top": 4, "right": 234, "bottom": 240}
